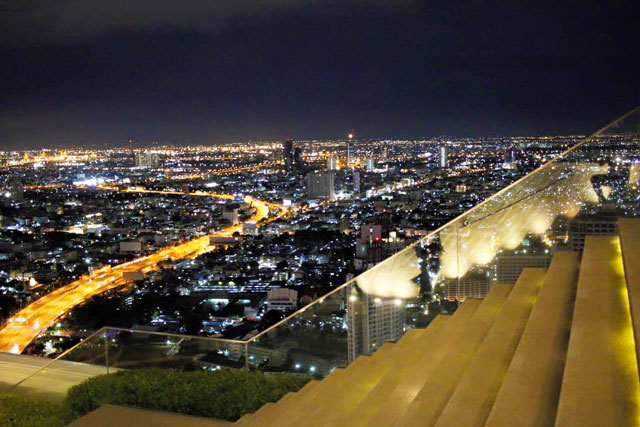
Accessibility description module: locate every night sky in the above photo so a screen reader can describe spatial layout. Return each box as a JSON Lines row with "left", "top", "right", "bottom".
{"left": 1, "top": 1, "right": 639, "bottom": 149}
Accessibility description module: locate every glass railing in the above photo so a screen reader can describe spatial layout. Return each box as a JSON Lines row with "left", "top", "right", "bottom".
{"left": 246, "top": 104, "right": 640, "bottom": 374}
{"left": 8, "top": 105, "right": 640, "bottom": 393}
{"left": 8, "top": 327, "right": 246, "bottom": 400}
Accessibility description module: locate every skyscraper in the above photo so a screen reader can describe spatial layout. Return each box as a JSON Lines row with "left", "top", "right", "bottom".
{"left": 347, "top": 131, "right": 354, "bottom": 168}
{"left": 438, "top": 145, "right": 448, "bottom": 168}
{"left": 353, "top": 170, "right": 360, "bottom": 197}
{"left": 293, "top": 145, "right": 304, "bottom": 171}
{"left": 134, "top": 151, "right": 161, "bottom": 168}
{"left": 327, "top": 157, "right": 337, "bottom": 171}
{"left": 283, "top": 139, "right": 294, "bottom": 172}
{"left": 366, "top": 158, "right": 375, "bottom": 172}
{"left": 503, "top": 147, "right": 517, "bottom": 169}
{"left": 307, "top": 171, "right": 335, "bottom": 200}
{"left": 347, "top": 289, "right": 406, "bottom": 362}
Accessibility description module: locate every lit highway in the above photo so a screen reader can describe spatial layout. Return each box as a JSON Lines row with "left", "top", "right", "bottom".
{"left": 0, "top": 187, "right": 286, "bottom": 354}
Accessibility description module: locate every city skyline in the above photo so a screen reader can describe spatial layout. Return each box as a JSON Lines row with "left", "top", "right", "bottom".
{"left": 1, "top": 3, "right": 640, "bottom": 424}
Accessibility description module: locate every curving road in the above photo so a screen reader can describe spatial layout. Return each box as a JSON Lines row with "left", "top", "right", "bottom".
{"left": 0, "top": 187, "right": 285, "bottom": 353}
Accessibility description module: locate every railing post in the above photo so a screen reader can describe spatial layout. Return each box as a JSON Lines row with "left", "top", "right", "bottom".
{"left": 105, "top": 332, "right": 110, "bottom": 374}
{"left": 245, "top": 342, "right": 249, "bottom": 370}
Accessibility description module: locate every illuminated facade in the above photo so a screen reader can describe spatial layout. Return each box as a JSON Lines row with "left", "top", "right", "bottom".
{"left": 347, "top": 289, "right": 405, "bottom": 362}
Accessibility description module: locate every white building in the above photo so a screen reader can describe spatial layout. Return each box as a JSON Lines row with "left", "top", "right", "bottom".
{"left": 327, "top": 157, "right": 337, "bottom": 170}
{"left": 266, "top": 288, "right": 298, "bottom": 312}
{"left": 223, "top": 209, "right": 239, "bottom": 226}
{"left": 366, "top": 158, "right": 375, "bottom": 171}
{"left": 438, "top": 145, "right": 448, "bottom": 168}
{"left": 243, "top": 222, "right": 259, "bottom": 236}
{"left": 347, "top": 290, "right": 406, "bottom": 362}
{"left": 307, "top": 171, "right": 335, "bottom": 200}
{"left": 134, "top": 151, "right": 161, "bottom": 168}
{"left": 119, "top": 241, "right": 142, "bottom": 253}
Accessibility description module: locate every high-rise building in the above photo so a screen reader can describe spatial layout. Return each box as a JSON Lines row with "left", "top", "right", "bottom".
{"left": 347, "top": 289, "right": 406, "bottom": 362}
{"left": 366, "top": 158, "right": 375, "bottom": 172}
{"left": 568, "top": 213, "right": 618, "bottom": 252}
{"left": 293, "top": 145, "right": 304, "bottom": 171}
{"left": 8, "top": 178, "right": 23, "bottom": 202}
{"left": 438, "top": 145, "right": 448, "bottom": 168}
{"left": 134, "top": 151, "right": 161, "bottom": 168}
{"left": 354, "top": 225, "right": 383, "bottom": 271}
{"left": 503, "top": 148, "right": 517, "bottom": 169}
{"left": 327, "top": 157, "right": 336, "bottom": 170}
{"left": 443, "top": 275, "right": 490, "bottom": 301}
{"left": 353, "top": 170, "right": 360, "bottom": 196}
{"left": 494, "top": 249, "right": 552, "bottom": 284}
{"left": 283, "top": 139, "right": 294, "bottom": 172}
{"left": 307, "top": 171, "right": 335, "bottom": 200}
{"left": 347, "top": 132, "right": 354, "bottom": 168}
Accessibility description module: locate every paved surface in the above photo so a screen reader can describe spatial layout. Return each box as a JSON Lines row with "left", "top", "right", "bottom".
{"left": 0, "top": 350, "right": 109, "bottom": 401}
{"left": 70, "top": 404, "right": 231, "bottom": 426}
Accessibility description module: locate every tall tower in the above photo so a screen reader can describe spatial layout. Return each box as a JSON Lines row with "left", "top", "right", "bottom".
{"left": 503, "top": 147, "right": 517, "bottom": 169}
{"left": 327, "top": 157, "right": 337, "bottom": 170}
{"left": 366, "top": 158, "right": 375, "bottom": 172}
{"left": 283, "top": 139, "right": 294, "bottom": 172}
{"left": 347, "top": 131, "right": 354, "bottom": 168}
{"left": 353, "top": 170, "right": 360, "bottom": 197}
{"left": 293, "top": 145, "right": 303, "bottom": 171}
{"left": 439, "top": 145, "right": 448, "bottom": 168}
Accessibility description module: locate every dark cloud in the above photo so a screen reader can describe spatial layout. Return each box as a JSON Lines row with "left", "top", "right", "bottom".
{"left": 0, "top": 1, "right": 638, "bottom": 148}
{"left": 0, "top": 0, "right": 408, "bottom": 47}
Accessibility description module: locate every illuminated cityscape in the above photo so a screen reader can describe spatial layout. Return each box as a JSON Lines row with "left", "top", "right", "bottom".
{"left": 1, "top": 136, "right": 566, "bottom": 355}
{"left": 1, "top": 1, "right": 640, "bottom": 426}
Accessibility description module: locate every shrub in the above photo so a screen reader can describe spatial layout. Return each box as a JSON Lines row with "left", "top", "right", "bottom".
{"left": 0, "top": 393, "right": 64, "bottom": 427}
{"left": 64, "top": 368, "right": 310, "bottom": 421}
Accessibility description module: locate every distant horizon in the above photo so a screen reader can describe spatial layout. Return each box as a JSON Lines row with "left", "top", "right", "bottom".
{"left": 0, "top": 132, "right": 594, "bottom": 152}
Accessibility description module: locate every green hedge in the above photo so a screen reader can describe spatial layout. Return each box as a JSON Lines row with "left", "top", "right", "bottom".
{"left": 64, "top": 368, "right": 310, "bottom": 421}
{"left": 0, "top": 394, "right": 64, "bottom": 427}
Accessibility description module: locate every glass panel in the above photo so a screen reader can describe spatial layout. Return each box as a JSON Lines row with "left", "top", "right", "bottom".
{"left": 247, "top": 227, "right": 457, "bottom": 377}
{"left": 453, "top": 106, "right": 640, "bottom": 290}
{"left": 101, "top": 327, "right": 246, "bottom": 371}
{"left": 247, "top": 106, "right": 640, "bottom": 376}
{"left": 8, "top": 327, "right": 247, "bottom": 401}
{"left": 9, "top": 329, "right": 110, "bottom": 401}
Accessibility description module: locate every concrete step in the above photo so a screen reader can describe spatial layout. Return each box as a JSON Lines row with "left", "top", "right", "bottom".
{"left": 396, "top": 284, "right": 512, "bottom": 426}
{"left": 311, "top": 315, "right": 451, "bottom": 426}
{"left": 555, "top": 236, "right": 640, "bottom": 426}
{"left": 434, "top": 268, "right": 546, "bottom": 427}
{"left": 274, "top": 328, "right": 426, "bottom": 427}
{"left": 234, "top": 380, "right": 318, "bottom": 426}
{"left": 618, "top": 217, "right": 640, "bottom": 373}
{"left": 250, "top": 348, "right": 382, "bottom": 427}
{"left": 349, "top": 299, "right": 482, "bottom": 427}
{"left": 298, "top": 327, "right": 430, "bottom": 426}
{"left": 485, "top": 251, "right": 579, "bottom": 427}
{"left": 70, "top": 404, "right": 231, "bottom": 427}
